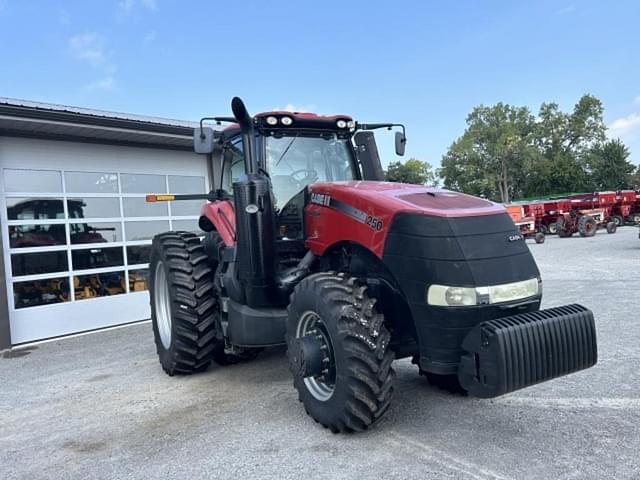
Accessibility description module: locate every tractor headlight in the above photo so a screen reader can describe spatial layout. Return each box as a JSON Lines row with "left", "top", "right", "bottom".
{"left": 427, "top": 278, "right": 540, "bottom": 307}
{"left": 281, "top": 116, "right": 293, "bottom": 126}
{"left": 428, "top": 285, "right": 477, "bottom": 307}
{"left": 266, "top": 116, "right": 278, "bottom": 126}
{"left": 336, "top": 119, "right": 347, "bottom": 128}
{"left": 346, "top": 120, "right": 355, "bottom": 129}
{"left": 488, "top": 278, "right": 539, "bottom": 304}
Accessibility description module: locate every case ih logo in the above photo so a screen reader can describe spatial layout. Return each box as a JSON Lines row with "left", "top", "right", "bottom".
{"left": 310, "top": 193, "right": 331, "bottom": 207}
{"left": 508, "top": 233, "right": 524, "bottom": 242}
{"left": 310, "top": 192, "right": 383, "bottom": 231}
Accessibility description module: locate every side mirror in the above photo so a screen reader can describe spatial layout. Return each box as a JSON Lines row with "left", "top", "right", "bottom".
{"left": 395, "top": 131, "right": 406, "bottom": 156}
{"left": 194, "top": 127, "right": 215, "bottom": 154}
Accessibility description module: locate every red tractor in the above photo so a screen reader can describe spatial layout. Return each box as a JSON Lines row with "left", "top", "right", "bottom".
{"left": 554, "top": 193, "right": 617, "bottom": 237}
{"left": 146, "top": 97, "right": 597, "bottom": 432}
{"left": 523, "top": 199, "right": 572, "bottom": 235}
{"left": 505, "top": 204, "right": 544, "bottom": 243}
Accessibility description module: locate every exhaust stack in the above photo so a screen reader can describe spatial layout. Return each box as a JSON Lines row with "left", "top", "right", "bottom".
{"left": 231, "top": 97, "right": 277, "bottom": 307}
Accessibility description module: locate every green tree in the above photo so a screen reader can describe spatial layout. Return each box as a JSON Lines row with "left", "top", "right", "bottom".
{"left": 530, "top": 95, "right": 606, "bottom": 195}
{"left": 587, "top": 139, "right": 635, "bottom": 190}
{"left": 385, "top": 158, "right": 435, "bottom": 185}
{"left": 439, "top": 94, "right": 613, "bottom": 201}
{"left": 440, "top": 103, "right": 536, "bottom": 202}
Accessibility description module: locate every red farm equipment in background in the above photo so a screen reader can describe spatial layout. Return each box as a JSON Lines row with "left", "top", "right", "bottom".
{"left": 507, "top": 190, "right": 639, "bottom": 240}
{"left": 618, "top": 190, "right": 640, "bottom": 225}
{"left": 521, "top": 199, "right": 572, "bottom": 235}
{"left": 506, "top": 205, "right": 545, "bottom": 243}
{"left": 554, "top": 192, "right": 617, "bottom": 238}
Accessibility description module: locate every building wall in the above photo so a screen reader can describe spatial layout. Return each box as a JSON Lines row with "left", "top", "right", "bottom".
{"left": 0, "top": 136, "right": 208, "bottom": 345}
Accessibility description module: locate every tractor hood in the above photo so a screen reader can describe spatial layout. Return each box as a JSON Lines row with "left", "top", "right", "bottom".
{"left": 307, "top": 181, "right": 505, "bottom": 218}
{"left": 305, "top": 181, "right": 511, "bottom": 259}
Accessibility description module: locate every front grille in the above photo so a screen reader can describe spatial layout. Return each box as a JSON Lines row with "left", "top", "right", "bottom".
{"left": 459, "top": 304, "right": 597, "bottom": 398}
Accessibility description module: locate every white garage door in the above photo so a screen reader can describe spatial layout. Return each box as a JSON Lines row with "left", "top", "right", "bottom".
{"left": 0, "top": 138, "right": 208, "bottom": 344}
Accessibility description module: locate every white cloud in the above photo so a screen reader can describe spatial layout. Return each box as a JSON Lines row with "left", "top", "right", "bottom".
{"left": 85, "top": 76, "right": 116, "bottom": 92}
{"left": 141, "top": 0, "right": 157, "bottom": 10}
{"left": 609, "top": 113, "right": 640, "bottom": 163}
{"left": 274, "top": 103, "right": 317, "bottom": 113}
{"left": 69, "top": 33, "right": 107, "bottom": 67}
{"left": 119, "top": 0, "right": 157, "bottom": 14}
{"left": 609, "top": 113, "right": 640, "bottom": 138}
{"left": 69, "top": 32, "right": 118, "bottom": 93}
{"left": 118, "top": 0, "right": 135, "bottom": 13}
{"left": 556, "top": 5, "right": 576, "bottom": 15}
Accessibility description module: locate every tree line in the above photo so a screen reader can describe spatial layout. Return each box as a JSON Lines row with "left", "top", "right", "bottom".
{"left": 385, "top": 94, "right": 639, "bottom": 203}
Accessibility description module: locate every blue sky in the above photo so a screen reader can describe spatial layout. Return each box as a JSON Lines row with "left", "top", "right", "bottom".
{"left": 1, "top": 0, "right": 639, "bottom": 168}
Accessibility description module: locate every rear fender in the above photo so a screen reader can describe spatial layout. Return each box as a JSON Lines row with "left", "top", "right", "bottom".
{"left": 199, "top": 200, "right": 236, "bottom": 246}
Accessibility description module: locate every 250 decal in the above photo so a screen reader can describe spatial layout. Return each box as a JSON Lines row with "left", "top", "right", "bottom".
{"left": 365, "top": 215, "right": 384, "bottom": 231}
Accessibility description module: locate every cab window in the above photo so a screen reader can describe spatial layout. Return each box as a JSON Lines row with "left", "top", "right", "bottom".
{"left": 221, "top": 139, "right": 244, "bottom": 194}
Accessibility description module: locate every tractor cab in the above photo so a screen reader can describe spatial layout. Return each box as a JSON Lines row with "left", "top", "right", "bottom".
{"left": 205, "top": 110, "right": 404, "bottom": 213}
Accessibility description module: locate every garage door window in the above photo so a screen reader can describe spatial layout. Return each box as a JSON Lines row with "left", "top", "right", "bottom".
{"left": 3, "top": 168, "right": 206, "bottom": 310}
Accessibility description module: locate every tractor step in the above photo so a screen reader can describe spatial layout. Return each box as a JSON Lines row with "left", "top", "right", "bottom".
{"left": 458, "top": 304, "right": 597, "bottom": 398}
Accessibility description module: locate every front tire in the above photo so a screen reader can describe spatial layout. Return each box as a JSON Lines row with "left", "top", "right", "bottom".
{"left": 286, "top": 272, "right": 395, "bottom": 433}
{"left": 612, "top": 215, "right": 624, "bottom": 227}
{"left": 149, "top": 231, "right": 220, "bottom": 375}
{"left": 556, "top": 217, "right": 572, "bottom": 238}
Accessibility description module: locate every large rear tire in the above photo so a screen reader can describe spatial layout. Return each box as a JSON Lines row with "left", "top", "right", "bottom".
{"left": 286, "top": 272, "right": 395, "bottom": 433}
{"left": 578, "top": 215, "right": 597, "bottom": 237}
{"left": 149, "top": 231, "right": 221, "bottom": 375}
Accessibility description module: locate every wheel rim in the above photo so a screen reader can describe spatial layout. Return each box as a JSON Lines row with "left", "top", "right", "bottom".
{"left": 549, "top": 223, "right": 558, "bottom": 234}
{"left": 154, "top": 261, "right": 172, "bottom": 350}
{"left": 297, "top": 310, "right": 336, "bottom": 401}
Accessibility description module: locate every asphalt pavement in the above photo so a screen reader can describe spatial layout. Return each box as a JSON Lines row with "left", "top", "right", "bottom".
{"left": 1, "top": 226, "right": 639, "bottom": 480}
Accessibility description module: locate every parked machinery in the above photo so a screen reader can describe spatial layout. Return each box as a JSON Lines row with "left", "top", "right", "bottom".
{"left": 554, "top": 192, "right": 617, "bottom": 238}
{"left": 521, "top": 199, "right": 572, "bottom": 235}
{"left": 505, "top": 205, "right": 545, "bottom": 243}
{"left": 618, "top": 190, "right": 640, "bottom": 224}
{"left": 143, "top": 97, "right": 597, "bottom": 433}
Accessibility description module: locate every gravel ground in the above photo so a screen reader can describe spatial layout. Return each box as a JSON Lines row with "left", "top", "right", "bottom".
{"left": 1, "top": 226, "right": 639, "bottom": 480}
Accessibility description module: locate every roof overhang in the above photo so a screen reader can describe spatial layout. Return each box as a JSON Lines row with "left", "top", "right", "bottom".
{"left": 0, "top": 99, "right": 197, "bottom": 151}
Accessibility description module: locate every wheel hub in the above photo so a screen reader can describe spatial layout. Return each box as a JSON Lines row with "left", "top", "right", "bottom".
{"left": 296, "top": 311, "right": 336, "bottom": 401}
{"left": 290, "top": 335, "right": 324, "bottom": 378}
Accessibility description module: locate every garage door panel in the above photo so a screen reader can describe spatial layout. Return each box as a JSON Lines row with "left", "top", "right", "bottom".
{"left": 0, "top": 139, "right": 208, "bottom": 344}
{"left": 9, "top": 292, "right": 150, "bottom": 343}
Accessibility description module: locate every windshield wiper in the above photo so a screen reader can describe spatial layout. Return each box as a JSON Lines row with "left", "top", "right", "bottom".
{"left": 275, "top": 134, "right": 298, "bottom": 167}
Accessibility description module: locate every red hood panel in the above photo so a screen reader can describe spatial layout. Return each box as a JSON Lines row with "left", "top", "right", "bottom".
{"left": 309, "top": 181, "right": 504, "bottom": 218}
